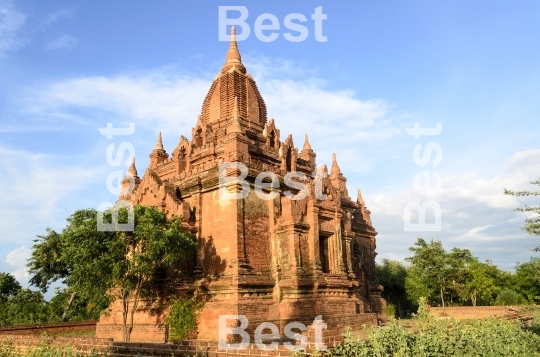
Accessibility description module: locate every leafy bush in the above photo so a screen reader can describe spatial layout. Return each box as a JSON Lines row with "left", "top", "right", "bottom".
{"left": 165, "top": 298, "right": 202, "bottom": 341}
{"left": 330, "top": 318, "right": 540, "bottom": 356}
{"left": 494, "top": 288, "right": 524, "bottom": 306}
{"left": 382, "top": 304, "right": 396, "bottom": 318}
{"left": 294, "top": 301, "right": 540, "bottom": 357}
{"left": 0, "top": 289, "right": 54, "bottom": 326}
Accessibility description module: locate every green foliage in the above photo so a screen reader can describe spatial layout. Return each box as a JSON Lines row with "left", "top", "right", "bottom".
{"left": 295, "top": 313, "right": 540, "bottom": 356}
{"left": 165, "top": 297, "right": 202, "bottom": 341}
{"left": 0, "top": 289, "right": 54, "bottom": 326}
{"left": 405, "top": 238, "right": 475, "bottom": 307}
{"left": 30, "top": 205, "right": 197, "bottom": 342}
{"left": 376, "top": 259, "right": 414, "bottom": 315}
{"left": 404, "top": 238, "right": 524, "bottom": 308}
{"left": 462, "top": 259, "right": 499, "bottom": 306}
{"left": 28, "top": 229, "right": 70, "bottom": 293}
{"left": 412, "top": 296, "right": 430, "bottom": 321}
{"left": 0, "top": 285, "right": 108, "bottom": 327}
{"left": 376, "top": 259, "right": 407, "bottom": 298}
{"left": 47, "top": 288, "right": 107, "bottom": 322}
{"left": 405, "top": 239, "right": 446, "bottom": 307}
{"left": 505, "top": 179, "right": 540, "bottom": 239}
{"left": 494, "top": 288, "right": 525, "bottom": 306}
{"left": 382, "top": 304, "right": 396, "bottom": 318}
{"left": 0, "top": 273, "right": 21, "bottom": 301}
{"left": 514, "top": 257, "right": 540, "bottom": 304}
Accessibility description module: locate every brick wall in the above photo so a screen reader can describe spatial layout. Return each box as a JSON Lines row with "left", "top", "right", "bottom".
{"left": 429, "top": 306, "right": 519, "bottom": 319}
{"left": 0, "top": 321, "right": 96, "bottom": 336}
{"left": 1, "top": 314, "right": 380, "bottom": 356}
{"left": 0, "top": 334, "right": 320, "bottom": 357}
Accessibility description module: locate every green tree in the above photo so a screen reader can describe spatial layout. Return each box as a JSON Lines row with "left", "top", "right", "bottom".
{"left": 405, "top": 239, "right": 475, "bottom": 307}
{"left": 504, "top": 179, "right": 540, "bottom": 250}
{"left": 463, "top": 260, "right": 498, "bottom": 306}
{"left": 57, "top": 205, "right": 197, "bottom": 342}
{"left": 514, "top": 257, "right": 540, "bottom": 304}
{"left": 376, "top": 259, "right": 409, "bottom": 315}
{"left": 405, "top": 238, "right": 450, "bottom": 307}
{"left": 27, "top": 228, "right": 77, "bottom": 321}
{"left": 48, "top": 287, "right": 107, "bottom": 322}
{"left": 0, "top": 273, "right": 21, "bottom": 301}
{"left": 444, "top": 247, "right": 475, "bottom": 305}
{"left": 0, "top": 288, "right": 52, "bottom": 325}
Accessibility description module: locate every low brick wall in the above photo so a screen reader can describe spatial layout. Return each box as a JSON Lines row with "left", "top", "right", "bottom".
{"left": 0, "top": 321, "right": 97, "bottom": 336}
{"left": 429, "top": 306, "right": 519, "bottom": 319}
{"left": 0, "top": 315, "right": 368, "bottom": 357}
{"left": 0, "top": 334, "right": 300, "bottom": 357}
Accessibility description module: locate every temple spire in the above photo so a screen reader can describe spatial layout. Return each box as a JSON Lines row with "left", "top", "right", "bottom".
{"left": 303, "top": 134, "right": 312, "bottom": 151}
{"left": 154, "top": 132, "right": 164, "bottom": 150}
{"left": 357, "top": 188, "right": 366, "bottom": 206}
{"left": 149, "top": 131, "right": 168, "bottom": 168}
{"left": 229, "top": 96, "right": 244, "bottom": 134}
{"left": 127, "top": 157, "right": 138, "bottom": 177}
{"left": 331, "top": 153, "right": 341, "bottom": 176}
{"left": 226, "top": 26, "right": 241, "bottom": 64}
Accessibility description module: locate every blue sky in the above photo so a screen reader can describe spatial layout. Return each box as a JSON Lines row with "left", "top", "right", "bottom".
{"left": 1, "top": 0, "right": 539, "bottom": 291}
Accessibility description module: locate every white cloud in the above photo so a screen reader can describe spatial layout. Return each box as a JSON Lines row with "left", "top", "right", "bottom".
{"left": 45, "top": 34, "right": 78, "bottom": 50}
{"left": 27, "top": 58, "right": 400, "bottom": 174}
{"left": 368, "top": 148, "right": 540, "bottom": 270}
{"left": 5, "top": 246, "right": 31, "bottom": 282}
{"left": 0, "top": 146, "right": 105, "bottom": 244}
{"left": 0, "top": 0, "right": 27, "bottom": 55}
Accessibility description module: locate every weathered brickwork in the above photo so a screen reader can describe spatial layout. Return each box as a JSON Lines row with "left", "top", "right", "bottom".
{"left": 97, "top": 27, "right": 385, "bottom": 343}
{"left": 429, "top": 306, "right": 520, "bottom": 319}
{"left": 0, "top": 321, "right": 96, "bottom": 336}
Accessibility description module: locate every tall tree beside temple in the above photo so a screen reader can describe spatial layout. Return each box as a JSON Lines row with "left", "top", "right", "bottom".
{"left": 28, "top": 205, "right": 197, "bottom": 342}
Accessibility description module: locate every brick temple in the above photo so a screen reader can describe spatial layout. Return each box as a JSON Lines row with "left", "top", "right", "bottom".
{"left": 97, "top": 28, "right": 385, "bottom": 343}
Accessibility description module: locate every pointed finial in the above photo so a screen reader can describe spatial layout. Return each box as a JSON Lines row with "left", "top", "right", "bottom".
{"left": 229, "top": 97, "right": 244, "bottom": 134}
{"left": 226, "top": 26, "right": 241, "bottom": 64}
{"left": 357, "top": 188, "right": 365, "bottom": 206}
{"left": 154, "top": 132, "right": 164, "bottom": 150}
{"left": 331, "top": 153, "right": 341, "bottom": 176}
{"left": 303, "top": 134, "right": 312, "bottom": 150}
{"left": 127, "top": 157, "right": 138, "bottom": 177}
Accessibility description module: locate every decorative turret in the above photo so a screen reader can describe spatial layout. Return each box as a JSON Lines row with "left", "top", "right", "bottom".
{"left": 330, "top": 153, "right": 348, "bottom": 194}
{"left": 355, "top": 188, "right": 372, "bottom": 225}
{"left": 300, "top": 134, "right": 316, "bottom": 168}
{"left": 357, "top": 188, "right": 365, "bottom": 206}
{"left": 330, "top": 153, "right": 341, "bottom": 177}
{"left": 149, "top": 132, "right": 169, "bottom": 168}
{"left": 120, "top": 157, "right": 141, "bottom": 198}
{"left": 303, "top": 134, "right": 312, "bottom": 151}
{"left": 127, "top": 157, "right": 139, "bottom": 178}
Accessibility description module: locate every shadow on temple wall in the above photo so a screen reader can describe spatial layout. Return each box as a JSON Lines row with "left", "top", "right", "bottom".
{"left": 202, "top": 236, "right": 227, "bottom": 277}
